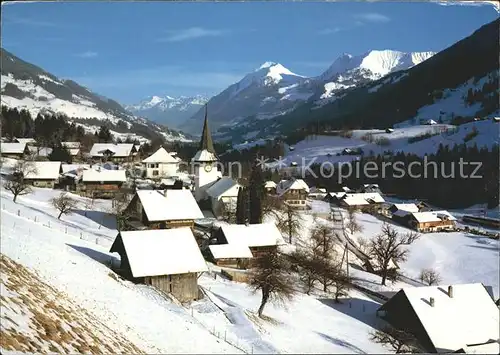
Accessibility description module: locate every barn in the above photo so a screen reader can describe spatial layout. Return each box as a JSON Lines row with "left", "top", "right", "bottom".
{"left": 24, "top": 161, "right": 62, "bottom": 188}
{"left": 207, "top": 243, "right": 253, "bottom": 269}
{"left": 213, "top": 223, "right": 285, "bottom": 262}
{"left": 79, "top": 168, "right": 127, "bottom": 198}
{"left": 109, "top": 228, "right": 208, "bottom": 303}
{"left": 377, "top": 283, "right": 500, "bottom": 353}
{"left": 125, "top": 189, "right": 204, "bottom": 230}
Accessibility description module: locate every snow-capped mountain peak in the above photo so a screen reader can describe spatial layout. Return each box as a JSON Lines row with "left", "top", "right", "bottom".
{"left": 319, "top": 49, "right": 435, "bottom": 82}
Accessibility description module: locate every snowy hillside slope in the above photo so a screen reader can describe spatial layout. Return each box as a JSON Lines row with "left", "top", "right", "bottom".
{"left": 0, "top": 188, "right": 240, "bottom": 354}
{"left": 126, "top": 95, "right": 208, "bottom": 130}
{"left": 182, "top": 51, "right": 433, "bottom": 137}
{"left": 1, "top": 255, "right": 145, "bottom": 354}
{"left": 0, "top": 48, "right": 188, "bottom": 142}
{"left": 263, "top": 120, "right": 498, "bottom": 168}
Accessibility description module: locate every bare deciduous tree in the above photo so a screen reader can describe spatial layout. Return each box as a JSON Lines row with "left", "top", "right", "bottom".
{"left": 108, "top": 193, "right": 132, "bottom": 231}
{"left": 3, "top": 160, "right": 37, "bottom": 203}
{"left": 289, "top": 250, "right": 320, "bottom": 295}
{"left": 218, "top": 201, "right": 237, "bottom": 224}
{"left": 248, "top": 250, "right": 296, "bottom": 318}
{"left": 419, "top": 268, "right": 442, "bottom": 286}
{"left": 370, "top": 326, "right": 422, "bottom": 353}
{"left": 346, "top": 207, "right": 363, "bottom": 234}
{"left": 368, "top": 224, "right": 420, "bottom": 286}
{"left": 51, "top": 192, "right": 79, "bottom": 219}
{"left": 276, "top": 204, "right": 303, "bottom": 244}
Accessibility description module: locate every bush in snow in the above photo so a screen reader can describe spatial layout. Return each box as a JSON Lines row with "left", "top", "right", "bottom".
{"left": 370, "top": 325, "right": 423, "bottom": 353}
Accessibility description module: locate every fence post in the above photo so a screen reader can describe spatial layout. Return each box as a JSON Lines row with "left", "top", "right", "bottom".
{"left": 96, "top": 238, "right": 99, "bottom": 245}
{"left": 80, "top": 232, "right": 83, "bottom": 239}
{"left": 48, "top": 221, "right": 50, "bottom": 228}
{"left": 13, "top": 222, "right": 16, "bottom": 228}
{"left": 17, "top": 209, "right": 20, "bottom": 216}
{"left": 34, "top": 216, "right": 37, "bottom": 222}
{"left": 224, "top": 331, "right": 226, "bottom": 341}
{"left": 65, "top": 227, "right": 68, "bottom": 234}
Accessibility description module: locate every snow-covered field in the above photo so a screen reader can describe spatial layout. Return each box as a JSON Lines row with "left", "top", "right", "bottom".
{"left": 1, "top": 187, "right": 498, "bottom": 353}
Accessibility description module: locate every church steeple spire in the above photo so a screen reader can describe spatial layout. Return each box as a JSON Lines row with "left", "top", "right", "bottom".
{"left": 199, "top": 104, "right": 215, "bottom": 153}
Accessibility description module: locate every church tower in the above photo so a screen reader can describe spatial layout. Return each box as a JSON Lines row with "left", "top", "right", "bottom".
{"left": 192, "top": 105, "right": 220, "bottom": 201}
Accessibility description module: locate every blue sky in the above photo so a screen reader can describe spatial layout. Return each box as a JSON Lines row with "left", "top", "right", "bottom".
{"left": 2, "top": 1, "right": 498, "bottom": 104}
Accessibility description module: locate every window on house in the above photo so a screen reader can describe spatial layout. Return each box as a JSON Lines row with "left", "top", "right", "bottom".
{"left": 153, "top": 170, "right": 159, "bottom": 176}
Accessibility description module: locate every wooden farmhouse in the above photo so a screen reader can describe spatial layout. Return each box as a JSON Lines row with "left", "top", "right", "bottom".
{"left": 1, "top": 143, "right": 30, "bottom": 159}
{"left": 62, "top": 142, "right": 82, "bottom": 160}
{"left": 205, "top": 177, "right": 241, "bottom": 218}
{"left": 389, "top": 203, "right": 420, "bottom": 215}
{"left": 337, "top": 192, "right": 385, "bottom": 210}
{"left": 109, "top": 228, "right": 208, "bottom": 303}
{"left": 142, "top": 147, "right": 179, "bottom": 179}
{"left": 60, "top": 164, "right": 90, "bottom": 190}
{"left": 264, "top": 180, "right": 277, "bottom": 194}
{"left": 404, "top": 211, "right": 457, "bottom": 232}
{"left": 213, "top": 223, "right": 285, "bottom": 263}
{"left": 124, "top": 189, "right": 204, "bottom": 230}
{"left": 23, "top": 161, "right": 62, "bottom": 188}
{"left": 276, "top": 178, "right": 310, "bottom": 208}
{"left": 89, "top": 143, "right": 137, "bottom": 163}
{"left": 79, "top": 168, "right": 127, "bottom": 198}
{"left": 207, "top": 243, "right": 253, "bottom": 269}
{"left": 377, "top": 283, "right": 500, "bottom": 353}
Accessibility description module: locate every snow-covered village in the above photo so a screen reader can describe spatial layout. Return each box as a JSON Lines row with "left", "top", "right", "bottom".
{"left": 1, "top": 1, "right": 499, "bottom": 354}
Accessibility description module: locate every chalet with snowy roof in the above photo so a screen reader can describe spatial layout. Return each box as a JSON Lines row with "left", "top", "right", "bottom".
{"left": 142, "top": 147, "right": 179, "bottom": 179}
{"left": 1, "top": 142, "right": 30, "bottom": 159}
{"left": 23, "top": 161, "right": 62, "bottom": 188}
{"left": 191, "top": 105, "right": 222, "bottom": 201}
{"left": 89, "top": 143, "right": 137, "bottom": 163}
{"left": 79, "top": 168, "right": 127, "bottom": 198}
{"left": 213, "top": 223, "right": 285, "bottom": 260}
{"left": 110, "top": 228, "right": 208, "bottom": 302}
{"left": 276, "top": 178, "right": 309, "bottom": 208}
{"left": 389, "top": 203, "right": 420, "bottom": 215}
{"left": 308, "top": 187, "right": 327, "bottom": 200}
{"left": 336, "top": 192, "right": 385, "bottom": 209}
{"left": 377, "top": 283, "right": 500, "bottom": 353}
{"left": 60, "top": 163, "right": 91, "bottom": 190}
{"left": 207, "top": 243, "right": 253, "bottom": 269}
{"left": 13, "top": 137, "right": 36, "bottom": 145}
{"left": 62, "top": 142, "right": 82, "bottom": 159}
{"left": 27, "top": 146, "right": 53, "bottom": 160}
{"left": 125, "top": 189, "right": 204, "bottom": 230}
{"left": 264, "top": 180, "right": 277, "bottom": 194}
{"left": 407, "top": 211, "right": 457, "bottom": 232}
{"left": 205, "top": 177, "right": 241, "bottom": 217}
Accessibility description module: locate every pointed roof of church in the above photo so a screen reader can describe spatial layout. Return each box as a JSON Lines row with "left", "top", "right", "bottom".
{"left": 199, "top": 104, "right": 215, "bottom": 154}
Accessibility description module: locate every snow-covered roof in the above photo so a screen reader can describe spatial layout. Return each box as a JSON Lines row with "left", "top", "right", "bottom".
{"left": 62, "top": 142, "right": 81, "bottom": 149}
{"left": 264, "top": 181, "right": 277, "bottom": 189}
{"left": 459, "top": 341, "right": 500, "bottom": 354}
{"left": 206, "top": 177, "right": 240, "bottom": 199}
{"left": 392, "top": 203, "right": 420, "bottom": 213}
{"left": 1, "top": 143, "right": 27, "bottom": 154}
{"left": 341, "top": 192, "right": 385, "bottom": 206}
{"left": 342, "top": 186, "right": 353, "bottom": 192}
{"left": 209, "top": 243, "right": 253, "bottom": 259}
{"left": 118, "top": 228, "right": 208, "bottom": 277}
{"left": 142, "top": 147, "right": 178, "bottom": 164}
{"left": 68, "top": 148, "right": 80, "bottom": 156}
{"left": 61, "top": 163, "right": 90, "bottom": 174}
{"left": 192, "top": 149, "right": 218, "bottom": 162}
{"left": 28, "top": 146, "right": 53, "bottom": 157}
{"left": 426, "top": 119, "right": 438, "bottom": 125}
{"left": 411, "top": 210, "right": 457, "bottom": 223}
{"left": 136, "top": 189, "right": 204, "bottom": 222}
{"left": 24, "top": 161, "right": 62, "bottom": 180}
{"left": 276, "top": 178, "right": 310, "bottom": 195}
{"left": 220, "top": 223, "right": 285, "bottom": 248}
{"left": 13, "top": 138, "right": 36, "bottom": 145}
{"left": 401, "top": 283, "right": 499, "bottom": 352}
{"left": 393, "top": 209, "right": 412, "bottom": 218}
{"left": 82, "top": 168, "right": 127, "bottom": 182}
{"left": 89, "top": 143, "right": 134, "bottom": 157}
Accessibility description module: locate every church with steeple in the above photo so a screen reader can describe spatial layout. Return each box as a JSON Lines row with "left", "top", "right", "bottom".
{"left": 192, "top": 105, "right": 222, "bottom": 201}
{"left": 191, "top": 105, "right": 241, "bottom": 216}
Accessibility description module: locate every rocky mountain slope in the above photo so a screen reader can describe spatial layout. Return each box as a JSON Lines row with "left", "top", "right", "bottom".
{"left": 180, "top": 51, "right": 435, "bottom": 137}
{"left": 125, "top": 95, "right": 208, "bottom": 130}
{"left": 219, "top": 18, "right": 499, "bottom": 142}
{"left": 0, "top": 48, "right": 189, "bottom": 142}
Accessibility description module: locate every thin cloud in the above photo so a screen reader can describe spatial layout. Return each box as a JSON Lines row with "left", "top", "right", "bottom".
{"left": 317, "top": 27, "right": 342, "bottom": 35}
{"left": 354, "top": 12, "right": 391, "bottom": 23}
{"left": 75, "top": 51, "right": 98, "bottom": 59}
{"left": 158, "top": 27, "right": 228, "bottom": 42}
